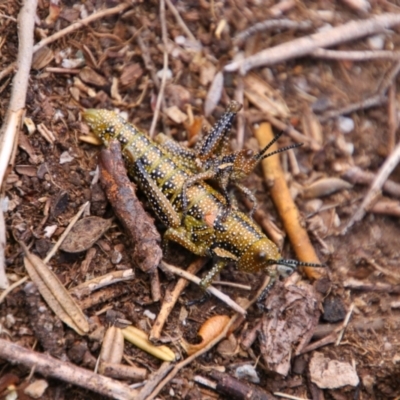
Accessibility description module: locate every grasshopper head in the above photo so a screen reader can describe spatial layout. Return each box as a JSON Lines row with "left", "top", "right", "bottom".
{"left": 237, "top": 238, "right": 281, "bottom": 273}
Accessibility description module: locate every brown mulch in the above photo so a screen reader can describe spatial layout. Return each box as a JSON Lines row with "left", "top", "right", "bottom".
{"left": 1, "top": 0, "right": 400, "bottom": 399}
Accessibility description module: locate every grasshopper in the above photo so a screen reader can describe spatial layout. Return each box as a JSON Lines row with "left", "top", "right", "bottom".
{"left": 83, "top": 104, "right": 322, "bottom": 291}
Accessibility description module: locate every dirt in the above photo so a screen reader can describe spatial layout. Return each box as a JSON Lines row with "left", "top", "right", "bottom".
{"left": 1, "top": 0, "right": 400, "bottom": 399}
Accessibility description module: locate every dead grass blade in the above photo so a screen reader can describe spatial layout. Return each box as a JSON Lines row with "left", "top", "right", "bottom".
{"left": 21, "top": 243, "right": 89, "bottom": 335}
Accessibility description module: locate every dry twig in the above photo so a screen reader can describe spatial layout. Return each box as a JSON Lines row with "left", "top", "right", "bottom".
{"left": 234, "top": 19, "right": 312, "bottom": 45}
{"left": 165, "top": 0, "right": 197, "bottom": 43}
{"left": 311, "top": 48, "right": 400, "bottom": 61}
{"left": 342, "top": 166, "right": 400, "bottom": 198}
{"left": 0, "top": 0, "right": 38, "bottom": 290}
{"left": 255, "top": 123, "right": 322, "bottom": 279}
{"left": 0, "top": 339, "right": 138, "bottom": 400}
{"left": 225, "top": 13, "right": 400, "bottom": 74}
{"left": 149, "top": 0, "right": 168, "bottom": 138}
{"left": 160, "top": 261, "right": 247, "bottom": 315}
{"left": 342, "top": 140, "right": 400, "bottom": 233}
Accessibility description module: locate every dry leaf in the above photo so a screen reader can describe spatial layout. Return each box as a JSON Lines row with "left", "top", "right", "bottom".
{"left": 15, "top": 165, "right": 37, "bottom": 177}
{"left": 165, "top": 106, "right": 188, "bottom": 124}
{"left": 204, "top": 71, "right": 224, "bottom": 116}
{"left": 122, "top": 326, "right": 175, "bottom": 361}
{"left": 32, "top": 46, "right": 54, "bottom": 70}
{"left": 181, "top": 315, "right": 230, "bottom": 355}
{"left": 301, "top": 105, "right": 323, "bottom": 145}
{"left": 60, "top": 217, "right": 113, "bottom": 253}
{"left": 120, "top": 63, "right": 143, "bottom": 87}
{"left": 259, "top": 282, "right": 319, "bottom": 376}
{"left": 244, "top": 73, "right": 290, "bottom": 118}
{"left": 303, "top": 178, "right": 353, "bottom": 199}
{"left": 22, "top": 244, "right": 89, "bottom": 335}
{"left": 79, "top": 66, "right": 107, "bottom": 87}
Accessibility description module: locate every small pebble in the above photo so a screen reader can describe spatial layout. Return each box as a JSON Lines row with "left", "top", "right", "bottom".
{"left": 234, "top": 364, "right": 260, "bottom": 383}
{"left": 111, "top": 250, "right": 122, "bottom": 264}
{"left": 338, "top": 116, "right": 354, "bottom": 134}
{"left": 143, "top": 309, "right": 156, "bottom": 320}
{"left": 59, "top": 151, "right": 74, "bottom": 164}
{"left": 24, "top": 380, "right": 48, "bottom": 399}
{"left": 157, "top": 68, "right": 172, "bottom": 80}
{"left": 367, "top": 34, "right": 385, "bottom": 50}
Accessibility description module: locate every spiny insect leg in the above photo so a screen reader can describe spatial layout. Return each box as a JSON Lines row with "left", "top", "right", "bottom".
{"left": 134, "top": 160, "right": 181, "bottom": 228}
{"left": 154, "top": 133, "right": 198, "bottom": 172}
{"left": 257, "top": 271, "right": 278, "bottom": 304}
{"left": 199, "top": 259, "right": 228, "bottom": 289}
{"left": 235, "top": 183, "right": 258, "bottom": 216}
{"left": 163, "top": 226, "right": 210, "bottom": 256}
{"left": 195, "top": 100, "right": 241, "bottom": 161}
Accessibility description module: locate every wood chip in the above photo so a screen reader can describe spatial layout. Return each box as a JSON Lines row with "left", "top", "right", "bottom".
{"left": 204, "top": 71, "right": 224, "bottom": 116}
{"left": 32, "top": 46, "right": 54, "bottom": 70}
{"left": 79, "top": 66, "right": 107, "bottom": 87}
{"left": 164, "top": 105, "right": 187, "bottom": 123}
{"left": 303, "top": 177, "right": 353, "bottom": 199}
{"left": 99, "top": 326, "right": 124, "bottom": 368}
{"left": 309, "top": 351, "right": 359, "bottom": 388}
{"left": 60, "top": 216, "right": 113, "bottom": 253}
{"left": 244, "top": 73, "right": 290, "bottom": 118}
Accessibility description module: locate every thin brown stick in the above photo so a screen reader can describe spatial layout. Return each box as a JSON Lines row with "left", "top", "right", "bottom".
{"left": 0, "top": 339, "right": 138, "bottom": 399}
{"left": 149, "top": 0, "right": 168, "bottom": 138}
{"left": 255, "top": 123, "right": 322, "bottom": 279}
{"left": 311, "top": 48, "right": 400, "bottom": 61}
{"left": 343, "top": 278, "right": 400, "bottom": 294}
{"left": 342, "top": 140, "right": 400, "bottom": 233}
{"left": 150, "top": 258, "right": 206, "bottom": 341}
{"left": 388, "top": 83, "right": 397, "bottom": 153}
{"left": 258, "top": 112, "right": 321, "bottom": 151}
{"left": 341, "top": 166, "right": 400, "bottom": 198}
{"left": 137, "top": 32, "right": 160, "bottom": 89}
{"left": 235, "top": 76, "right": 245, "bottom": 150}
{"left": 44, "top": 202, "right": 89, "bottom": 263}
{"left": 0, "top": 63, "right": 16, "bottom": 82}
{"left": 165, "top": 0, "right": 197, "bottom": 43}
{"left": 234, "top": 19, "right": 312, "bottom": 45}
{"left": 150, "top": 269, "right": 161, "bottom": 302}
{"left": 318, "top": 93, "right": 386, "bottom": 122}
{"left": 136, "top": 362, "right": 173, "bottom": 400}
{"left": 335, "top": 303, "right": 354, "bottom": 346}
{"left": 160, "top": 261, "right": 247, "bottom": 315}
{"left": 225, "top": 13, "right": 400, "bottom": 74}
{"left": 0, "top": 0, "right": 38, "bottom": 290}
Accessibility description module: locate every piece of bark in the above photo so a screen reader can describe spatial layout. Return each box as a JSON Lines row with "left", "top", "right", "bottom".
{"left": 98, "top": 140, "right": 162, "bottom": 273}
{"left": 259, "top": 281, "right": 320, "bottom": 376}
{"left": 209, "top": 370, "right": 274, "bottom": 400}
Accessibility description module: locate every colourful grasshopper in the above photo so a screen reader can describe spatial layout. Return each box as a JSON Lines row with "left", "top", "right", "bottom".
{"left": 83, "top": 104, "right": 321, "bottom": 290}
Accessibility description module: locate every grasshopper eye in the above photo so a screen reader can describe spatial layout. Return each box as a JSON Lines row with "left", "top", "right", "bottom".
{"left": 244, "top": 149, "right": 254, "bottom": 159}
{"left": 256, "top": 250, "right": 267, "bottom": 261}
